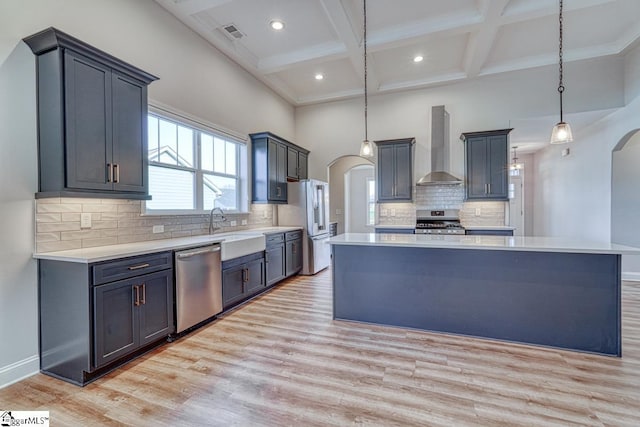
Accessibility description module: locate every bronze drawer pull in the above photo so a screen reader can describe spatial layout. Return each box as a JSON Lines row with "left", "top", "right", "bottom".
{"left": 128, "top": 263, "right": 150, "bottom": 270}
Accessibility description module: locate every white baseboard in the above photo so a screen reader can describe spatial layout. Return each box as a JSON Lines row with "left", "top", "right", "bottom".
{"left": 622, "top": 272, "right": 640, "bottom": 282}
{"left": 0, "top": 355, "right": 39, "bottom": 389}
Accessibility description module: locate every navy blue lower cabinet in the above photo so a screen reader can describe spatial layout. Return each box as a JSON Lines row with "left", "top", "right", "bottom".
{"left": 374, "top": 227, "right": 415, "bottom": 234}
{"left": 465, "top": 229, "right": 514, "bottom": 236}
{"left": 222, "top": 252, "right": 266, "bottom": 309}
{"left": 38, "top": 252, "right": 174, "bottom": 386}
{"left": 331, "top": 245, "right": 621, "bottom": 356}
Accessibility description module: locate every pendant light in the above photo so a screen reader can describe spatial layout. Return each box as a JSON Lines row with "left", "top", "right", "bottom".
{"left": 510, "top": 146, "right": 524, "bottom": 171}
{"left": 359, "top": 0, "right": 374, "bottom": 157}
{"left": 550, "top": 0, "right": 573, "bottom": 144}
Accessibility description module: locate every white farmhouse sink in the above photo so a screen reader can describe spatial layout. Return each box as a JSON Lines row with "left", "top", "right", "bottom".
{"left": 216, "top": 233, "right": 266, "bottom": 261}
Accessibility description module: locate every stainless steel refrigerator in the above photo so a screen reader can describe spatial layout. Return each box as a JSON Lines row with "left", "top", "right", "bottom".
{"left": 278, "top": 179, "right": 331, "bottom": 275}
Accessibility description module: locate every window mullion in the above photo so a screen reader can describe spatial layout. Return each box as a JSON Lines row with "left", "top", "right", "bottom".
{"left": 195, "top": 131, "right": 203, "bottom": 211}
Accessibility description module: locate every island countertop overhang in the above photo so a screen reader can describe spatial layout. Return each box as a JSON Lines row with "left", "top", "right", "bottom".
{"left": 327, "top": 233, "right": 640, "bottom": 255}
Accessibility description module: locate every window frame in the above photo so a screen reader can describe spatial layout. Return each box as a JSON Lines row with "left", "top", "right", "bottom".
{"left": 366, "top": 177, "right": 376, "bottom": 226}
{"left": 143, "top": 106, "right": 249, "bottom": 215}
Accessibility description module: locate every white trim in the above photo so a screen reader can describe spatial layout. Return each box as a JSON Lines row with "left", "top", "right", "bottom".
{"left": 0, "top": 355, "right": 39, "bottom": 389}
{"left": 622, "top": 272, "right": 640, "bottom": 282}
{"left": 148, "top": 100, "right": 248, "bottom": 143}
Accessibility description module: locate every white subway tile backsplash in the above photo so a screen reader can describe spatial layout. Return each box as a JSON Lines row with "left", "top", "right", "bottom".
{"left": 60, "top": 213, "right": 82, "bottom": 222}
{"left": 36, "top": 213, "right": 62, "bottom": 223}
{"left": 36, "top": 232, "right": 60, "bottom": 242}
{"left": 82, "top": 204, "right": 118, "bottom": 213}
{"left": 35, "top": 198, "right": 274, "bottom": 253}
{"left": 37, "top": 222, "right": 81, "bottom": 233}
{"left": 37, "top": 240, "right": 82, "bottom": 252}
{"left": 81, "top": 237, "right": 118, "bottom": 248}
{"left": 37, "top": 203, "right": 82, "bottom": 213}
{"left": 376, "top": 185, "right": 506, "bottom": 228}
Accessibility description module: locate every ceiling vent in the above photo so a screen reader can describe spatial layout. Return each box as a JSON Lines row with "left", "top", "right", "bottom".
{"left": 221, "top": 24, "right": 244, "bottom": 40}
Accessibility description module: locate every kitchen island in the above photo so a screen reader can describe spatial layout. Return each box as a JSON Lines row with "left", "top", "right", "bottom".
{"left": 328, "top": 233, "right": 640, "bottom": 356}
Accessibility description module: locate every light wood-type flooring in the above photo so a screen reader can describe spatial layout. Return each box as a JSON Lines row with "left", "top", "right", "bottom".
{"left": 2, "top": 269, "right": 640, "bottom": 426}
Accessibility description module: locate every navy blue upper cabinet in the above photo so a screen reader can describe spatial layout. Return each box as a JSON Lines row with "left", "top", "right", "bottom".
{"left": 23, "top": 27, "right": 157, "bottom": 200}
{"left": 462, "top": 129, "right": 512, "bottom": 200}
{"left": 375, "top": 138, "right": 415, "bottom": 202}
{"left": 250, "top": 132, "right": 310, "bottom": 203}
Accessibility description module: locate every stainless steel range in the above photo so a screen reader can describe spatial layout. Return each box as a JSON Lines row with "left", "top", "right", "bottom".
{"left": 415, "top": 209, "right": 465, "bottom": 235}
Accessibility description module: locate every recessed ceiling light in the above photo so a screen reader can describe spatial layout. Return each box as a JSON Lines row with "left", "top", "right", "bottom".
{"left": 270, "top": 20, "right": 285, "bottom": 31}
{"left": 315, "top": 73, "right": 324, "bottom": 80}
{"left": 413, "top": 55, "right": 424, "bottom": 63}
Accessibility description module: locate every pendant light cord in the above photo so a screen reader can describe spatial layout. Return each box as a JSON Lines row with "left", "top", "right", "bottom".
{"left": 558, "top": 0, "right": 564, "bottom": 122}
{"left": 363, "top": 0, "right": 368, "bottom": 142}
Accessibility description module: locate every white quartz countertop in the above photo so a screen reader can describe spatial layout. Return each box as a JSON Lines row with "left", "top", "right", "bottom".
{"left": 374, "top": 224, "right": 415, "bottom": 229}
{"left": 34, "top": 226, "right": 303, "bottom": 263}
{"left": 463, "top": 225, "right": 516, "bottom": 230}
{"left": 327, "top": 233, "right": 640, "bottom": 255}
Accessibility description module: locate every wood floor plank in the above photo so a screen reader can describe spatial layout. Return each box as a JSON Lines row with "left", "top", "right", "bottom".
{"left": 2, "top": 269, "right": 640, "bottom": 426}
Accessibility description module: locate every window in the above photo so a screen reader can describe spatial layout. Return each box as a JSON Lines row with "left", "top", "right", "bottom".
{"left": 145, "top": 112, "right": 247, "bottom": 214}
{"left": 366, "top": 178, "right": 375, "bottom": 226}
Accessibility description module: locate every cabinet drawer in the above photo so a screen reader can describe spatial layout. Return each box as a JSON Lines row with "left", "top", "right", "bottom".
{"left": 285, "top": 230, "right": 303, "bottom": 241}
{"left": 93, "top": 251, "right": 172, "bottom": 285}
{"left": 266, "top": 233, "right": 285, "bottom": 247}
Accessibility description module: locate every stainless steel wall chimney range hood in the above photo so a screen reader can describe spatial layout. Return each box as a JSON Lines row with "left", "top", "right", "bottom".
{"left": 416, "top": 105, "right": 463, "bottom": 185}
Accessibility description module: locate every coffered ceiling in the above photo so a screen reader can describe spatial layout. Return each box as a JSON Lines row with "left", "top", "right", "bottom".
{"left": 155, "top": 0, "right": 640, "bottom": 106}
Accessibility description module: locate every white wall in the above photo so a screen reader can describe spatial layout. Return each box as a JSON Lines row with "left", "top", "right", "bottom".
{"left": 624, "top": 43, "right": 640, "bottom": 104}
{"left": 345, "top": 166, "right": 374, "bottom": 233}
{"left": 327, "top": 155, "right": 373, "bottom": 234}
{"left": 0, "top": 0, "right": 295, "bottom": 387}
{"left": 296, "top": 56, "right": 625, "bottom": 182}
{"left": 0, "top": 43, "right": 38, "bottom": 387}
{"left": 612, "top": 131, "right": 640, "bottom": 279}
{"left": 532, "top": 93, "right": 640, "bottom": 276}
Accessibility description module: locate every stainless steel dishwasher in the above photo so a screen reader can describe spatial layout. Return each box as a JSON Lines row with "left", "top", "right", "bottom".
{"left": 174, "top": 244, "right": 223, "bottom": 333}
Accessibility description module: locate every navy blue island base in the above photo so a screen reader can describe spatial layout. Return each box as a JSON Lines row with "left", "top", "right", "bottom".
{"left": 332, "top": 244, "right": 621, "bottom": 356}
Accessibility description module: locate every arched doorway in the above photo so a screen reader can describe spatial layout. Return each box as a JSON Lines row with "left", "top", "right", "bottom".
{"left": 611, "top": 128, "right": 640, "bottom": 280}
{"left": 327, "top": 155, "right": 374, "bottom": 234}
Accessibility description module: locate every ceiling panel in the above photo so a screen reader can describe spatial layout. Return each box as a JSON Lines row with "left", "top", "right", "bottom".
{"left": 192, "top": 0, "right": 340, "bottom": 58}
{"left": 360, "top": 0, "right": 480, "bottom": 31}
{"left": 373, "top": 33, "right": 469, "bottom": 86}
{"left": 268, "top": 57, "right": 362, "bottom": 102}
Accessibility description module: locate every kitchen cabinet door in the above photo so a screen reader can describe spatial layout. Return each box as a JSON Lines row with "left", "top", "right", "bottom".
{"left": 111, "top": 72, "right": 148, "bottom": 193}
{"left": 222, "top": 265, "right": 246, "bottom": 308}
{"left": 266, "top": 243, "right": 286, "bottom": 286}
{"left": 298, "top": 152, "right": 308, "bottom": 179}
{"left": 267, "top": 139, "right": 287, "bottom": 202}
{"left": 138, "top": 270, "right": 174, "bottom": 346}
{"left": 487, "top": 135, "right": 508, "bottom": 199}
{"left": 93, "top": 278, "right": 138, "bottom": 368}
{"left": 377, "top": 145, "right": 395, "bottom": 200}
{"left": 244, "top": 257, "right": 266, "bottom": 296}
{"left": 466, "top": 136, "right": 489, "bottom": 199}
{"left": 64, "top": 50, "right": 113, "bottom": 192}
{"left": 285, "top": 238, "right": 303, "bottom": 277}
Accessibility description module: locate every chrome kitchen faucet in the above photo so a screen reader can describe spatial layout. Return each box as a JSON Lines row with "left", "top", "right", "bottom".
{"left": 208, "top": 207, "right": 227, "bottom": 234}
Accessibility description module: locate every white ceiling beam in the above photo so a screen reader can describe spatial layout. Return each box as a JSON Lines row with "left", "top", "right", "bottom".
{"left": 463, "top": 0, "right": 510, "bottom": 78}
{"left": 258, "top": 42, "right": 347, "bottom": 74}
{"left": 168, "top": 0, "right": 235, "bottom": 17}
{"left": 499, "top": 0, "right": 615, "bottom": 26}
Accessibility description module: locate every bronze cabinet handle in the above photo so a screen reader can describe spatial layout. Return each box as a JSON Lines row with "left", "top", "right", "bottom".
{"left": 133, "top": 285, "right": 140, "bottom": 306}
{"left": 140, "top": 283, "right": 146, "bottom": 305}
{"left": 128, "top": 263, "right": 150, "bottom": 270}
{"left": 114, "top": 164, "right": 120, "bottom": 183}
{"left": 107, "top": 163, "right": 113, "bottom": 183}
